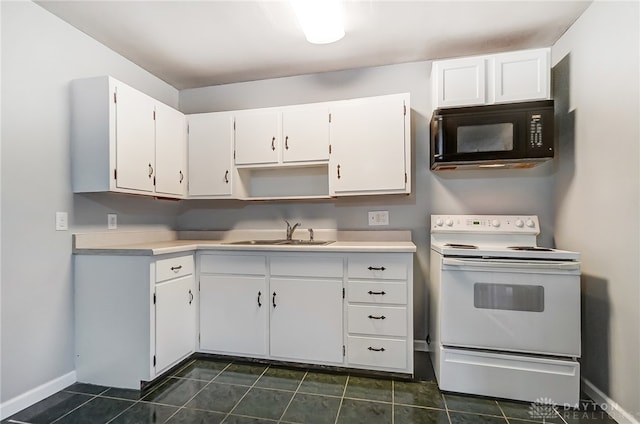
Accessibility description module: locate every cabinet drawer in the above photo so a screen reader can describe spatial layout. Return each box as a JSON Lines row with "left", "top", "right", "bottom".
{"left": 200, "top": 254, "right": 266, "bottom": 275}
{"left": 347, "top": 336, "right": 407, "bottom": 370}
{"left": 347, "top": 281, "right": 407, "bottom": 304}
{"left": 156, "top": 255, "right": 194, "bottom": 283}
{"left": 348, "top": 305, "right": 407, "bottom": 337}
{"left": 348, "top": 255, "right": 408, "bottom": 280}
{"left": 270, "top": 256, "right": 343, "bottom": 278}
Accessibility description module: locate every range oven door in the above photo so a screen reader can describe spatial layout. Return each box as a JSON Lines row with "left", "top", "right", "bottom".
{"left": 439, "top": 257, "right": 580, "bottom": 357}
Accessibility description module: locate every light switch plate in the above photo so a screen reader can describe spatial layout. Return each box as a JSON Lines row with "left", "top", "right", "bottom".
{"left": 368, "top": 210, "right": 389, "bottom": 226}
{"left": 108, "top": 213, "right": 117, "bottom": 230}
{"left": 55, "top": 212, "right": 68, "bottom": 231}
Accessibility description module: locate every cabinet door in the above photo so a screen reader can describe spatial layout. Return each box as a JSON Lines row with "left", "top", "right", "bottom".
{"left": 270, "top": 277, "right": 343, "bottom": 364}
{"left": 155, "top": 275, "right": 195, "bottom": 373}
{"left": 114, "top": 82, "right": 156, "bottom": 192}
{"left": 433, "top": 57, "right": 486, "bottom": 108}
{"left": 282, "top": 106, "right": 329, "bottom": 163}
{"left": 234, "top": 111, "right": 279, "bottom": 165}
{"left": 493, "top": 49, "right": 550, "bottom": 103}
{"left": 155, "top": 103, "right": 186, "bottom": 196}
{"left": 188, "top": 113, "right": 234, "bottom": 196}
{"left": 329, "top": 95, "right": 408, "bottom": 195}
{"left": 200, "top": 275, "right": 268, "bottom": 356}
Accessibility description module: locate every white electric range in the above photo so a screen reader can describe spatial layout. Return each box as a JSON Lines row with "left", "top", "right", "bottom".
{"left": 429, "top": 215, "right": 581, "bottom": 406}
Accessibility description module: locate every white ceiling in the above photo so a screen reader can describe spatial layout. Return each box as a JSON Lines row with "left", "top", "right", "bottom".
{"left": 36, "top": 0, "right": 592, "bottom": 90}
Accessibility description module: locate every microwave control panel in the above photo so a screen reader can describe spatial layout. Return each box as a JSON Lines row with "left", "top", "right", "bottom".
{"left": 529, "top": 114, "right": 543, "bottom": 149}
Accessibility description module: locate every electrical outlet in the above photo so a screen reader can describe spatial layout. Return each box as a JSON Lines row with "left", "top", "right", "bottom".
{"left": 368, "top": 210, "right": 389, "bottom": 226}
{"left": 55, "top": 212, "right": 68, "bottom": 231}
{"left": 108, "top": 213, "right": 117, "bottom": 230}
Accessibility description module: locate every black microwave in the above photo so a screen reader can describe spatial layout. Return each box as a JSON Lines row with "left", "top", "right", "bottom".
{"left": 430, "top": 100, "right": 554, "bottom": 170}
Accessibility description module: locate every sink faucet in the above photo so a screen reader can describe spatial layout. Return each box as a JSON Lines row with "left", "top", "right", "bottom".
{"left": 285, "top": 220, "right": 300, "bottom": 241}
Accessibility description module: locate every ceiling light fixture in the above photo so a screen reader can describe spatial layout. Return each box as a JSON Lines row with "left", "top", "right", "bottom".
{"left": 290, "top": 0, "right": 345, "bottom": 45}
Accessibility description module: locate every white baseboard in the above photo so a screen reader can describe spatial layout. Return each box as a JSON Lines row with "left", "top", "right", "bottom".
{"left": 581, "top": 377, "right": 639, "bottom": 424}
{"left": 0, "top": 371, "right": 77, "bottom": 420}
{"left": 414, "top": 340, "right": 429, "bottom": 352}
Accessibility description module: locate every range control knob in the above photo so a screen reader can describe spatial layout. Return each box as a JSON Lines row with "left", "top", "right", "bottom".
{"left": 445, "top": 218, "right": 454, "bottom": 227}
{"left": 435, "top": 218, "right": 444, "bottom": 227}
{"left": 491, "top": 219, "right": 500, "bottom": 228}
{"left": 526, "top": 219, "right": 536, "bottom": 228}
{"left": 515, "top": 219, "right": 524, "bottom": 228}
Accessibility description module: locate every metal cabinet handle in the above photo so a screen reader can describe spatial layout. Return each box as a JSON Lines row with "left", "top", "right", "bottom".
{"left": 188, "top": 289, "right": 193, "bottom": 305}
{"left": 337, "top": 164, "right": 341, "bottom": 179}
{"left": 148, "top": 163, "right": 154, "bottom": 178}
{"left": 170, "top": 265, "right": 182, "bottom": 272}
{"left": 271, "top": 137, "right": 276, "bottom": 151}
{"left": 368, "top": 290, "right": 386, "bottom": 295}
{"left": 285, "top": 135, "right": 289, "bottom": 150}
{"left": 224, "top": 170, "right": 229, "bottom": 183}
{"left": 368, "top": 266, "right": 386, "bottom": 271}
{"left": 257, "top": 291, "right": 262, "bottom": 307}
{"left": 179, "top": 170, "right": 184, "bottom": 183}
{"left": 368, "top": 315, "right": 386, "bottom": 320}
{"left": 272, "top": 291, "right": 277, "bottom": 308}
{"left": 367, "top": 347, "right": 386, "bottom": 352}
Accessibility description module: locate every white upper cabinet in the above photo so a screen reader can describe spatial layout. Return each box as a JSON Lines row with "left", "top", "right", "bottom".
{"left": 155, "top": 102, "right": 187, "bottom": 197}
{"left": 432, "top": 48, "right": 550, "bottom": 108}
{"left": 71, "top": 76, "right": 186, "bottom": 198}
{"left": 187, "top": 112, "right": 234, "bottom": 197}
{"left": 234, "top": 104, "right": 330, "bottom": 167}
{"left": 234, "top": 110, "right": 280, "bottom": 166}
{"left": 329, "top": 93, "right": 410, "bottom": 196}
{"left": 433, "top": 56, "right": 486, "bottom": 108}
{"left": 281, "top": 106, "right": 329, "bottom": 163}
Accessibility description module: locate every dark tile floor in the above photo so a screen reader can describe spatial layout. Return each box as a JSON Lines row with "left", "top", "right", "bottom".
{"left": 3, "top": 353, "right": 617, "bottom": 424}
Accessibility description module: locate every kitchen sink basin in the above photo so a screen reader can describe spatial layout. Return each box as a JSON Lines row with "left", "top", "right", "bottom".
{"left": 224, "top": 239, "right": 333, "bottom": 246}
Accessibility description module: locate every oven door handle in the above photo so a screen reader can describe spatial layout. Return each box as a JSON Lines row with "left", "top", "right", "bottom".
{"left": 442, "top": 258, "right": 580, "bottom": 271}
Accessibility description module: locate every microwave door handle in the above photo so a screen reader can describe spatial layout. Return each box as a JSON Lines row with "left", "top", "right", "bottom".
{"left": 432, "top": 114, "right": 444, "bottom": 160}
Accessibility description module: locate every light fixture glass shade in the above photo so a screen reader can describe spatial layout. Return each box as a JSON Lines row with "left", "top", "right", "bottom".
{"left": 291, "top": 0, "right": 345, "bottom": 44}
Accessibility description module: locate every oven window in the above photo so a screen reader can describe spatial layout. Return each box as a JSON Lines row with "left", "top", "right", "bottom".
{"left": 473, "top": 283, "right": 544, "bottom": 312}
{"left": 457, "top": 123, "right": 514, "bottom": 152}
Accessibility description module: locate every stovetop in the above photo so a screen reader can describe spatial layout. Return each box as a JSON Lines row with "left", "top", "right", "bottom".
{"left": 430, "top": 214, "right": 581, "bottom": 261}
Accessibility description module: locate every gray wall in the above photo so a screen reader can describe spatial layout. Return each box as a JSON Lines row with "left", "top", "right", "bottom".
{"left": 178, "top": 62, "right": 557, "bottom": 349}
{"left": 552, "top": 1, "right": 639, "bottom": 419}
{"left": 0, "top": 1, "right": 181, "bottom": 403}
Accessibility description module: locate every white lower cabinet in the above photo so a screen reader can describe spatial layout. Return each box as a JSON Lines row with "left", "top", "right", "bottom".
{"left": 197, "top": 250, "right": 413, "bottom": 375}
{"left": 345, "top": 253, "right": 413, "bottom": 374}
{"left": 74, "top": 253, "right": 195, "bottom": 389}
{"left": 198, "top": 253, "right": 269, "bottom": 356}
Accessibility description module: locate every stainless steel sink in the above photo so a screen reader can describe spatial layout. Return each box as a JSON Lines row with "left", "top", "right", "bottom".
{"left": 224, "top": 239, "right": 333, "bottom": 246}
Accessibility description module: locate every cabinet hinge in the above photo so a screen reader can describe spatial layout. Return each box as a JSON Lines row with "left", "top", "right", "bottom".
{"left": 342, "top": 288, "right": 345, "bottom": 299}
{"left": 233, "top": 120, "right": 236, "bottom": 130}
{"left": 153, "top": 355, "right": 156, "bottom": 367}
{"left": 233, "top": 150, "right": 236, "bottom": 160}
{"left": 329, "top": 144, "right": 332, "bottom": 155}
{"left": 329, "top": 113, "right": 332, "bottom": 123}
{"left": 113, "top": 92, "right": 117, "bottom": 104}
{"left": 405, "top": 173, "right": 408, "bottom": 183}
{"left": 342, "top": 345, "right": 345, "bottom": 357}
{"left": 153, "top": 293, "right": 156, "bottom": 304}
{"left": 187, "top": 124, "right": 189, "bottom": 135}
{"left": 153, "top": 176, "right": 156, "bottom": 186}
{"left": 153, "top": 110, "right": 156, "bottom": 121}
{"left": 403, "top": 104, "right": 406, "bottom": 116}
{"left": 113, "top": 169, "right": 117, "bottom": 180}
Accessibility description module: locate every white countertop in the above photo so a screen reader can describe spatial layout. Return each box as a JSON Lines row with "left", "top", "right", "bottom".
{"left": 73, "top": 230, "right": 417, "bottom": 256}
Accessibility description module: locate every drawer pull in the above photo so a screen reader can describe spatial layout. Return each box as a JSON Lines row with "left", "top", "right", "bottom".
{"left": 188, "top": 289, "right": 193, "bottom": 305}
{"left": 368, "top": 315, "right": 386, "bottom": 320}
{"left": 170, "top": 265, "right": 182, "bottom": 272}
{"left": 368, "top": 290, "right": 386, "bottom": 295}
{"left": 257, "top": 291, "right": 262, "bottom": 307}
{"left": 272, "top": 291, "right": 277, "bottom": 308}
{"left": 368, "top": 266, "right": 386, "bottom": 271}
{"left": 368, "top": 346, "right": 386, "bottom": 352}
